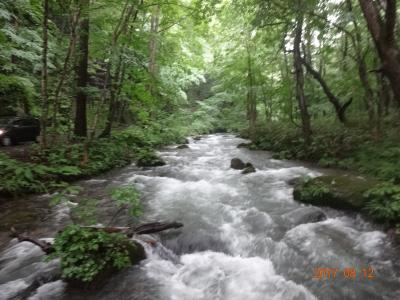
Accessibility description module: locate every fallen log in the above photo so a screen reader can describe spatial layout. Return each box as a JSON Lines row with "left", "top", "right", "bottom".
{"left": 10, "top": 227, "right": 54, "bottom": 254}
{"left": 10, "top": 221, "right": 183, "bottom": 253}
{"left": 133, "top": 221, "right": 183, "bottom": 235}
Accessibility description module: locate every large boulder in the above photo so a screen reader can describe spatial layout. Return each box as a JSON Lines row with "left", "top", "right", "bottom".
{"left": 293, "top": 175, "right": 379, "bottom": 210}
{"left": 283, "top": 206, "right": 327, "bottom": 226}
{"left": 230, "top": 158, "right": 246, "bottom": 170}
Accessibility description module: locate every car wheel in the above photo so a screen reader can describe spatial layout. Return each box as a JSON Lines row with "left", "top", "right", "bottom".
{"left": 1, "top": 137, "right": 12, "bottom": 146}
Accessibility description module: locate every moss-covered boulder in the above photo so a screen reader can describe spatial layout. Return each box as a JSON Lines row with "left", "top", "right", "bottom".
{"left": 52, "top": 226, "right": 146, "bottom": 289}
{"left": 293, "top": 175, "right": 379, "bottom": 210}
{"left": 136, "top": 149, "right": 166, "bottom": 167}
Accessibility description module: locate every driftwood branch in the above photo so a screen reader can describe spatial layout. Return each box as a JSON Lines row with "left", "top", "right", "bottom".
{"left": 10, "top": 227, "right": 54, "bottom": 254}
{"left": 10, "top": 221, "right": 183, "bottom": 254}
{"left": 133, "top": 221, "right": 183, "bottom": 235}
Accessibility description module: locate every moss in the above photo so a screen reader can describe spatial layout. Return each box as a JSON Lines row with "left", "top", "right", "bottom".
{"left": 136, "top": 149, "right": 166, "bottom": 167}
{"left": 293, "top": 175, "right": 380, "bottom": 210}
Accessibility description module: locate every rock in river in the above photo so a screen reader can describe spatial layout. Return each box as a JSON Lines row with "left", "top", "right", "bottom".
{"left": 241, "top": 163, "right": 256, "bottom": 174}
{"left": 283, "top": 206, "right": 327, "bottom": 226}
{"left": 293, "top": 175, "right": 379, "bottom": 210}
{"left": 230, "top": 158, "right": 246, "bottom": 170}
{"left": 176, "top": 144, "right": 189, "bottom": 149}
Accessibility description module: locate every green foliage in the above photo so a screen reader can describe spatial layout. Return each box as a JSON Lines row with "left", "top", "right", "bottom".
{"left": 136, "top": 148, "right": 165, "bottom": 167}
{"left": 295, "top": 177, "right": 333, "bottom": 204}
{"left": 50, "top": 225, "right": 135, "bottom": 282}
{"left": 0, "top": 152, "right": 48, "bottom": 193}
{"left": 364, "top": 183, "right": 400, "bottom": 223}
{"left": 0, "top": 74, "right": 33, "bottom": 115}
{"left": 110, "top": 186, "right": 142, "bottom": 217}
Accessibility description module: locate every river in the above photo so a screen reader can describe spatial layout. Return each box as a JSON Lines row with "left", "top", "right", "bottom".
{"left": 0, "top": 134, "right": 399, "bottom": 300}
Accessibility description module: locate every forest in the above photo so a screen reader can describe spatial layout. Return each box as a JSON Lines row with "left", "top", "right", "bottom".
{"left": 0, "top": 0, "right": 400, "bottom": 299}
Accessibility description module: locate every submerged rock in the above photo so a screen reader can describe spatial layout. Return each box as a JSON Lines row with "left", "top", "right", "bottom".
{"left": 193, "top": 136, "right": 202, "bottom": 141}
{"left": 237, "top": 143, "right": 252, "bottom": 148}
{"left": 283, "top": 207, "right": 327, "bottom": 226}
{"left": 230, "top": 158, "right": 246, "bottom": 170}
{"left": 293, "top": 175, "right": 379, "bottom": 210}
{"left": 176, "top": 144, "right": 189, "bottom": 149}
{"left": 242, "top": 163, "right": 256, "bottom": 174}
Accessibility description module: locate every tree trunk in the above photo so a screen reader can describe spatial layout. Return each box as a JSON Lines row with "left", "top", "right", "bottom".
{"left": 148, "top": 5, "right": 160, "bottom": 77}
{"left": 40, "top": 0, "right": 49, "bottom": 148}
{"left": 52, "top": 7, "right": 81, "bottom": 139}
{"left": 358, "top": 0, "right": 400, "bottom": 107}
{"left": 98, "top": 1, "right": 141, "bottom": 138}
{"left": 74, "top": 0, "right": 89, "bottom": 137}
{"left": 346, "top": 0, "right": 376, "bottom": 126}
{"left": 301, "top": 58, "right": 352, "bottom": 123}
{"left": 293, "top": 2, "right": 312, "bottom": 143}
{"left": 246, "top": 42, "right": 257, "bottom": 139}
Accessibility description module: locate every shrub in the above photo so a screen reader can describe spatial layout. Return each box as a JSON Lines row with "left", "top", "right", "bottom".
{"left": 294, "top": 177, "right": 334, "bottom": 204}
{"left": 49, "top": 225, "right": 139, "bottom": 282}
{"left": 363, "top": 183, "right": 400, "bottom": 223}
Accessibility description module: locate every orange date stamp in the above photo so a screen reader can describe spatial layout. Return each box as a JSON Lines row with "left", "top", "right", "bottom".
{"left": 312, "top": 266, "right": 375, "bottom": 280}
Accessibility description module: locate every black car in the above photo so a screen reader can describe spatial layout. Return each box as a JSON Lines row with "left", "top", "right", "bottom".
{"left": 0, "top": 117, "right": 40, "bottom": 146}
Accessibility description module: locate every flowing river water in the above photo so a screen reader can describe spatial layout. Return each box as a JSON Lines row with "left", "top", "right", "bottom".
{"left": 0, "top": 134, "right": 399, "bottom": 300}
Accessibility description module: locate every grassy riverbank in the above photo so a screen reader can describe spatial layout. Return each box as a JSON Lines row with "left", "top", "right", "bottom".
{"left": 242, "top": 121, "right": 400, "bottom": 239}
{"left": 0, "top": 125, "right": 190, "bottom": 197}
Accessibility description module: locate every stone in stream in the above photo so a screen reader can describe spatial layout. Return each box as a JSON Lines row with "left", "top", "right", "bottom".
{"left": 176, "top": 144, "right": 189, "bottom": 149}
{"left": 283, "top": 207, "right": 327, "bottom": 226}
{"left": 241, "top": 163, "right": 256, "bottom": 174}
{"left": 293, "top": 175, "right": 380, "bottom": 210}
{"left": 230, "top": 158, "right": 246, "bottom": 170}
{"left": 193, "top": 136, "right": 202, "bottom": 141}
{"left": 237, "top": 143, "right": 252, "bottom": 148}
{"left": 0, "top": 240, "right": 61, "bottom": 299}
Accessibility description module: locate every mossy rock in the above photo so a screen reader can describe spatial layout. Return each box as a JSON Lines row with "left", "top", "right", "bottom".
{"left": 293, "top": 175, "right": 379, "bottom": 210}
{"left": 136, "top": 149, "right": 166, "bottom": 167}
{"left": 67, "top": 240, "right": 146, "bottom": 290}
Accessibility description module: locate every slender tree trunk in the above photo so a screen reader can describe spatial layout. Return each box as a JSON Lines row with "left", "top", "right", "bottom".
{"left": 148, "top": 5, "right": 160, "bottom": 77}
{"left": 358, "top": 0, "right": 400, "bottom": 107}
{"left": 52, "top": 7, "right": 80, "bottom": 138}
{"left": 346, "top": 0, "right": 376, "bottom": 126}
{"left": 246, "top": 42, "right": 257, "bottom": 139}
{"left": 301, "top": 58, "right": 353, "bottom": 123}
{"left": 74, "top": 0, "right": 89, "bottom": 137}
{"left": 100, "top": 53, "right": 124, "bottom": 138}
{"left": 293, "top": 3, "right": 312, "bottom": 144}
{"left": 40, "top": 0, "right": 49, "bottom": 148}
{"left": 99, "top": 1, "right": 141, "bottom": 138}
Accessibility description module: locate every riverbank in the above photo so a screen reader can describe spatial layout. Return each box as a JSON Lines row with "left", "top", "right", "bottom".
{"left": 0, "top": 126, "right": 190, "bottom": 198}
{"left": 242, "top": 123, "right": 400, "bottom": 240}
